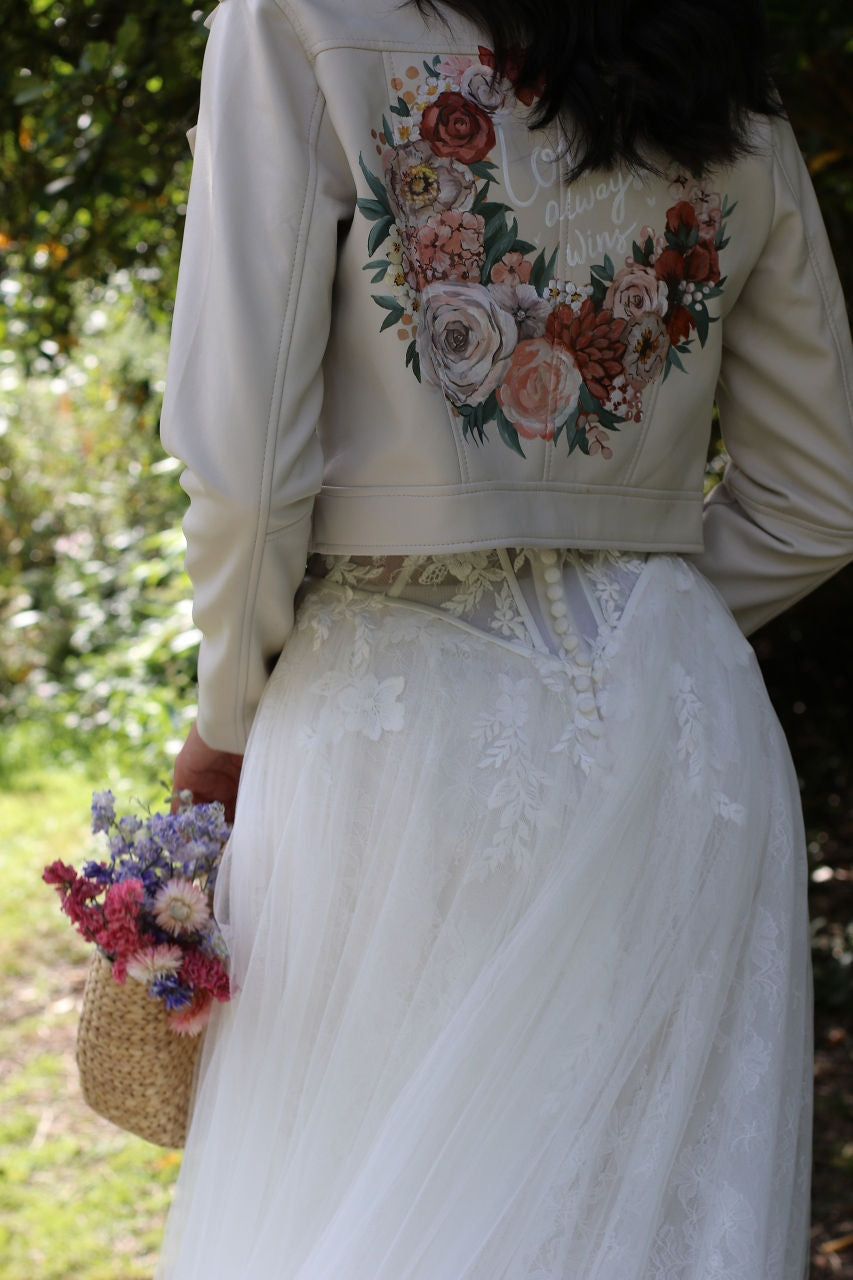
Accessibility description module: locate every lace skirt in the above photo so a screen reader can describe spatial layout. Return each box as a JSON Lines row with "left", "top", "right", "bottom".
{"left": 157, "top": 550, "right": 812, "bottom": 1280}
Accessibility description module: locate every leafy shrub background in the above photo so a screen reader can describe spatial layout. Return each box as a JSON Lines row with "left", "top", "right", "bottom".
{"left": 0, "top": 280, "right": 197, "bottom": 782}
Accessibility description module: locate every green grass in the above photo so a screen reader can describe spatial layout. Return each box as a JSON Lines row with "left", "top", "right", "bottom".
{"left": 0, "top": 767, "right": 179, "bottom": 1280}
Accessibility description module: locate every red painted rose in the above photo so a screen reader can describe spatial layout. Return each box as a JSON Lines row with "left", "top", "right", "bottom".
{"left": 665, "top": 200, "right": 699, "bottom": 239}
{"left": 420, "top": 91, "right": 496, "bottom": 165}
{"left": 683, "top": 241, "right": 721, "bottom": 285}
{"left": 666, "top": 305, "right": 696, "bottom": 345}
{"left": 653, "top": 248, "right": 686, "bottom": 288}
{"left": 477, "top": 45, "right": 545, "bottom": 106}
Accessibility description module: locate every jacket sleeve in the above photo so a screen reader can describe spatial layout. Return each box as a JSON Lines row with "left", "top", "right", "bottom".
{"left": 159, "top": 0, "right": 353, "bottom": 751}
{"left": 690, "top": 117, "right": 853, "bottom": 634}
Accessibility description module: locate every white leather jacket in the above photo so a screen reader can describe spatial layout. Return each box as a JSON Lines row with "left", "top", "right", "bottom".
{"left": 160, "top": 0, "right": 853, "bottom": 752}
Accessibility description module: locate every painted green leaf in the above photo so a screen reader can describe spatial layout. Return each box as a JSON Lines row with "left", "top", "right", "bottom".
{"left": 372, "top": 294, "right": 405, "bottom": 312}
{"left": 379, "top": 310, "right": 403, "bottom": 333}
{"left": 358, "top": 153, "right": 392, "bottom": 211}
{"left": 482, "top": 217, "right": 520, "bottom": 282}
{"left": 368, "top": 216, "right": 395, "bottom": 256}
{"left": 469, "top": 160, "right": 498, "bottom": 180}
{"left": 390, "top": 96, "right": 411, "bottom": 117}
{"left": 496, "top": 406, "right": 526, "bottom": 457}
{"left": 693, "top": 304, "right": 710, "bottom": 346}
{"left": 357, "top": 197, "right": 390, "bottom": 222}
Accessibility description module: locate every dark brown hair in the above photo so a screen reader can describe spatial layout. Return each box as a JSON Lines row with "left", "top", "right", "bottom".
{"left": 410, "top": 0, "right": 783, "bottom": 176}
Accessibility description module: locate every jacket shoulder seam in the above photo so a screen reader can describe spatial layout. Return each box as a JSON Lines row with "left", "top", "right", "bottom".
{"left": 270, "top": 0, "right": 315, "bottom": 58}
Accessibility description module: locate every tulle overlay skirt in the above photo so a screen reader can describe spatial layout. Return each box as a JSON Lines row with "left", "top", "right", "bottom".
{"left": 156, "top": 549, "right": 812, "bottom": 1280}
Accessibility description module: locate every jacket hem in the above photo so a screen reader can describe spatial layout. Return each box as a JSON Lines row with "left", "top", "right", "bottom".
{"left": 310, "top": 485, "right": 705, "bottom": 554}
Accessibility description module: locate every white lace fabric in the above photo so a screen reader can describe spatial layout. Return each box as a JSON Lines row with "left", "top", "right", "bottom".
{"left": 307, "top": 547, "right": 648, "bottom": 660}
{"left": 157, "top": 550, "right": 812, "bottom": 1280}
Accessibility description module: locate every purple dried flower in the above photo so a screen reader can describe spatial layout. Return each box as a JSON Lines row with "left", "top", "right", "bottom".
{"left": 91, "top": 790, "right": 116, "bottom": 834}
{"left": 150, "top": 973, "right": 193, "bottom": 1010}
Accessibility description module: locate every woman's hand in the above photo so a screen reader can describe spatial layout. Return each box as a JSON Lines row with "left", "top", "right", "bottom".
{"left": 172, "top": 722, "right": 244, "bottom": 823}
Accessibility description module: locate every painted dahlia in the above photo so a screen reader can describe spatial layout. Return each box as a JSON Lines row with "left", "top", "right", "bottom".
{"left": 546, "top": 300, "right": 628, "bottom": 404}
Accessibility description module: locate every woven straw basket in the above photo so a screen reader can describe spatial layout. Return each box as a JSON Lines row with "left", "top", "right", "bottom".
{"left": 76, "top": 952, "right": 202, "bottom": 1148}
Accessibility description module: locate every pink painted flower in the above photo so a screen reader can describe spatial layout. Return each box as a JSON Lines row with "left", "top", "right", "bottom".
{"left": 490, "top": 251, "right": 532, "bottom": 287}
{"left": 153, "top": 877, "right": 210, "bottom": 936}
{"left": 623, "top": 314, "right": 671, "bottom": 387}
{"left": 385, "top": 141, "right": 476, "bottom": 229}
{"left": 126, "top": 943, "right": 184, "bottom": 984}
{"left": 406, "top": 209, "right": 485, "bottom": 290}
{"left": 438, "top": 55, "right": 475, "bottom": 80}
{"left": 489, "top": 282, "right": 549, "bottom": 339}
{"left": 417, "top": 281, "right": 518, "bottom": 406}
{"left": 460, "top": 62, "right": 514, "bottom": 115}
{"left": 669, "top": 175, "right": 723, "bottom": 242}
{"left": 168, "top": 991, "right": 213, "bottom": 1037}
{"left": 497, "top": 338, "right": 582, "bottom": 440}
{"left": 604, "top": 265, "right": 669, "bottom": 323}
{"left": 585, "top": 418, "right": 613, "bottom": 460}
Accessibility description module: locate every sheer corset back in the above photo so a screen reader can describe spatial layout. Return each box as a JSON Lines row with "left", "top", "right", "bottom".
{"left": 307, "top": 548, "right": 649, "bottom": 664}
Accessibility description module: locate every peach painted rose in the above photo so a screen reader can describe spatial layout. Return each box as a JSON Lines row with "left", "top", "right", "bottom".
{"left": 497, "top": 338, "right": 582, "bottom": 440}
{"left": 420, "top": 91, "right": 496, "bottom": 165}
{"left": 406, "top": 210, "right": 485, "bottom": 290}
{"left": 604, "top": 266, "right": 669, "bottom": 322}
{"left": 385, "top": 141, "right": 476, "bottom": 229}
{"left": 418, "top": 281, "right": 518, "bottom": 406}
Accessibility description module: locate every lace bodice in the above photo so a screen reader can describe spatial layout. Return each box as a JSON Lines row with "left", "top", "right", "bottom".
{"left": 307, "top": 548, "right": 648, "bottom": 664}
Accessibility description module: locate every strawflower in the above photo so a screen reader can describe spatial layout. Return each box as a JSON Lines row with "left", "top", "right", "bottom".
{"left": 153, "top": 878, "right": 211, "bottom": 936}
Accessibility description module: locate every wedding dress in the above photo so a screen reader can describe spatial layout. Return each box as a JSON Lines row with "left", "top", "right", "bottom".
{"left": 156, "top": 548, "right": 811, "bottom": 1279}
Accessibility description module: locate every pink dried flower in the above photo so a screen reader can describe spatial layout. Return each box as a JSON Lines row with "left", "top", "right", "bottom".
{"left": 168, "top": 990, "right": 214, "bottom": 1037}
{"left": 179, "top": 948, "right": 231, "bottom": 1002}
{"left": 103, "top": 878, "right": 146, "bottom": 981}
{"left": 153, "top": 878, "right": 211, "bottom": 936}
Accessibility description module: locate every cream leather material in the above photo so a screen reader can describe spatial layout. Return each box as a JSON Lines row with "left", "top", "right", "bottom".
{"left": 160, "top": 0, "right": 853, "bottom": 751}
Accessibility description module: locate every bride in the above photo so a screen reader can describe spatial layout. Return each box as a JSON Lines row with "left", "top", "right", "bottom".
{"left": 156, "top": 0, "right": 853, "bottom": 1274}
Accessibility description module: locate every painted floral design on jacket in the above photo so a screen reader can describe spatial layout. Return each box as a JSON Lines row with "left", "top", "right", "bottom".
{"left": 358, "top": 50, "right": 735, "bottom": 460}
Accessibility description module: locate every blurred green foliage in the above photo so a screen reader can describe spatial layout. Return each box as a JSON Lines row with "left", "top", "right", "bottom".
{"left": 0, "top": 0, "right": 206, "bottom": 363}
{"left": 0, "top": 283, "right": 198, "bottom": 778}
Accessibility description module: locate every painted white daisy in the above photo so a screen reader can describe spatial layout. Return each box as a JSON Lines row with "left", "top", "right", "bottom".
{"left": 153, "top": 877, "right": 210, "bottom": 936}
